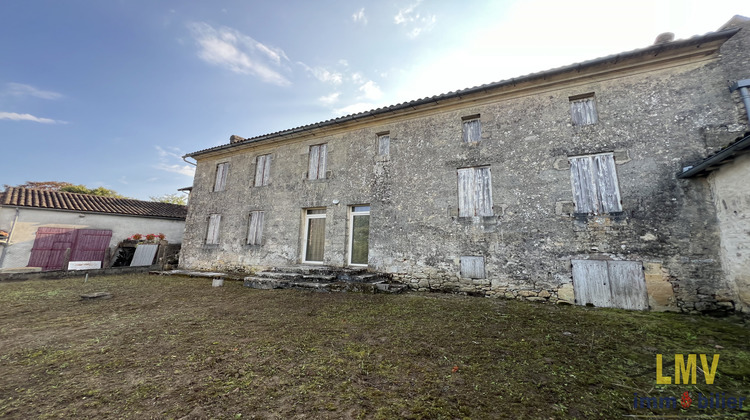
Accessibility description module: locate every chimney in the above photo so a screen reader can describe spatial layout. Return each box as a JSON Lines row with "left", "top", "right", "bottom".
{"left": 654, "top": 32, "right": 674, "bottom": 45}
{"left": 229, "top": 135, "right": 246, "bottom": 144}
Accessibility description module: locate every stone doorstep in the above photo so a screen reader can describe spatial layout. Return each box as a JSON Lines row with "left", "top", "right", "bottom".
{"left": 256, "top": 271, "right": 304, "bottom": 280}
{"left": 270, "top": 265, "right": 368, "bottom": 276}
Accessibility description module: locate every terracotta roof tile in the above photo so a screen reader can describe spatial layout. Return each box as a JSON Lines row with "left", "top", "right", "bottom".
{"left": 0, "top": 187, "right": 187, "bottom": 220}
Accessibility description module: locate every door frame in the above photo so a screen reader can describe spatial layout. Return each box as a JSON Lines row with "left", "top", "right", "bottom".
{"left": 347, "top": 205, "right": 370, "bottom": 267}
{"left": 301, "top": 208, "right": 326, "bottom": 264}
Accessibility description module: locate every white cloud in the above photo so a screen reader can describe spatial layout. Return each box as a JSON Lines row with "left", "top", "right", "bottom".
{"left": 0, "top": 111, "right": 65, "bottom": 124}
{"left": 154, "top": 146, "right": 195, "bottom": 177}
{"left": 319, "top": 92, "right": 341, "bottom": 105}
{"left": 352, "top": 8, "right": 367, "bottom": 25}
{"left": 394, "top": 0, "right": 436, "bottom": 38}
{"left": 333, "top": 102, "right": 377, "bottom": 116}
{"left": 338, "top": 59, "right": 349, "bottom": 67}
{"left": 155, "top": 163, "right": 196, "bottom": 177}
{"left": 188, "top": 22, "right": 291, "bottom": 86}
{"left": 5, "top": 83, "right": 62, "bottom": 100}
{"left": 351, "top": 72, "right": 364, "bottom": 84}
{"left": 359, "top": 80, "right": 383, "bottom": 100}
{"left": 297, "top": 62, "right": 344, "bottom": 85}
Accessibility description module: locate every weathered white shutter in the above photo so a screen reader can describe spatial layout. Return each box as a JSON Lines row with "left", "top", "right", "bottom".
{"left": 570, "top": 97, "right": 598, "bottom": 126}
{"left": 378, "top": 135, "right": 390, "bottom": 155}
{"left": 569, "top": 156, "right": 597, "bottom": 214}
{"left": 475, "top": 167, "right": 493, "bottom": 216}
{"left": 214, "top": 163, "right": 228, "bottom": 191}
{"left": 462, "top": 119, "right": 481, "bottom": 142}
{"left": 318, "top": 144, "right": 327, "bottom": 178}
{"left": 206, "top": 214, "right": 221, "bottom": 244}
{"left": 593, "top": 154, "right": 621, "bottom": 213}
{"left": 247, "top": 211, "right": 264, "bottom": 245}
{"left": 255, "top": 155, "right": 271, "bottom": 186}
{"left": 457, "top": 168, "right": 475, "bottom": 217}
{"left": 607, "top": 261, "right": 648, "bottom": 310}
{"left": 572, "top": 259, "right": 612, "bottom": 307}
{"left": 460, "top": 256, "right": 485, "bottom": 279}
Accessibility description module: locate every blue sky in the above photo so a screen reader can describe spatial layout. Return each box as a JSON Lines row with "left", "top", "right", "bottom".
{"left": 2, "top": 0, "right": 749, "bottom": 200}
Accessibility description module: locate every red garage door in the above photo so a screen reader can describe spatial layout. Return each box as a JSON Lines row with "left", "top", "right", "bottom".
{"left": 28, "top": 228, "right": 112, "bottom": 271}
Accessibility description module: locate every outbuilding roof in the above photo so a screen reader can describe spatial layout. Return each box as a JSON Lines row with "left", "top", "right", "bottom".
{"left": 0, "top": 187, "right": 187, "bottom": 220}
{"left": 678, "top": 132, "right": 750, "bottom": 178}
{"left": 186, "top": 26, "right": 740, "bottom": 159}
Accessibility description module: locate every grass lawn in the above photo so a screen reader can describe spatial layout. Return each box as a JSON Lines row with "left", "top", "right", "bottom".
{"left": 0, "top": 274, "right": 749, "bottom": 419}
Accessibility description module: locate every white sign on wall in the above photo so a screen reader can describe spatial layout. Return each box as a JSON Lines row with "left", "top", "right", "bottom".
{"left": 68, "top": 261, "right": 102, "bottom": 271}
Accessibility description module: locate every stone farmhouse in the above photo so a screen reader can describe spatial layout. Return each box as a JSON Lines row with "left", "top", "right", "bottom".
{"left": 180, "top": 16, "right": 750, "bottom": 314}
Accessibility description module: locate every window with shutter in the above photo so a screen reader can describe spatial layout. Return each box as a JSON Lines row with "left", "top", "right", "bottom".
{"left": 457, "top": 166, "right": 493, "bottom": 217}
{"left": 308, "top": 144, "right": 328, "bottom": 180}
{"left": 569, "top": 94, "right": 598, "bottom": 126}
{"left": 462, "top": 116, "right": 481, "bottom": 142}
{"left": 377, "top": 134, "right": 390, "bottom": 156}
{"left": 254, "top": 154, "right": 271, "bottom": 187}
{"left": 247, "top": 211, "right": 264, "bottom": 245}
{"left": 206, "top": 214, "right": 221, "bottom": 244}
{"left": 569, "top": 153, "right": 622, "bottom": 214}
{"left": 460, "top": 256, "right": 486, "bottom": 279}
{"left": 214, "top": 162, "right": 229, "bottom": 191}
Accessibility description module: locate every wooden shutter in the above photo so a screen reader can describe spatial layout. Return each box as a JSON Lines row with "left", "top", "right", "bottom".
{"left": 378, "top": 135, "right": 390, "bottom": 156}
{"left": 570, "top": 97, "right": 598, "bottom": 126}
{"left": 214, "top": 163, "right": 228, "bottom": 191}
{"left": 247, "top": 211, "right": 264, "bottom": 245}
{"left": 572, "top": 259, "right": 613, "bottom": 307}
{"left": 593, "top": 154, "right": 622, "bottom": 213}
{"left": 458, "top": 167, "right": 493, "bottom": 217}
{"left": 607, "top": 261, "right": 648, "bottom": 310}
{"left": 70, "top": 229, "right": 112, "bottom": 262}
{"left": 206, "top": 214, "right": 221, "bottom": 244}
{"left": 570, "top": 156, "right": 597, "bottom": 214}
{"left": 462, "top": 119, "right": 481, "bottom": 142}
{"left": 460, "top": 256, "right": 485, "bottom": 279}
{"left": 27, "top": 227, "right": 76, "bottom": 271}
{"left": 308, "top": 145, "right": 320, "bottom": 180}
{"left": 255, "top": 155, "right": 271, "bottom": 187}
{"left": 457, "top": 168, "right": 475, "bottom": 217}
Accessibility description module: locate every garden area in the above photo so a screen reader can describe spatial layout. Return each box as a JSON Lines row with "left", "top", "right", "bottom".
{"left": 1, "top": 274, "right": 748, "bottom": 419}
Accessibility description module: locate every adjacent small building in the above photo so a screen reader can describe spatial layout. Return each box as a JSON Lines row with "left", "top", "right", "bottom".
{"left": 0, "top": 187, "right": 187, "bottom": 272}
{"left": 179, "top": 16, "right": 750, "bottom": 313}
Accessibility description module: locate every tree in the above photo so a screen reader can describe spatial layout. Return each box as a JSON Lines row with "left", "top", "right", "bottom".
{"left": 59, "top": 185, "right": 125, "bottom": 198}
{"left": 3, "top": 181, "right": 72, "bottom": 190}
{"left": 150, "top": 193, "right": 187, "bottom": 206}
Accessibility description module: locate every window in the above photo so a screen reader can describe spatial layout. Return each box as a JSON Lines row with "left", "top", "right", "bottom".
{"left": 570, "top": 94, "right": 598, "bottom": 126}
{"left": 206, "top": 214, "right": 221, "bottom": 244}
{"left": 308, "top": 144, "right": 327, "bottom": 180}
{"left": 214, "top": 162, "right": 229, "bottom": 192}
{"left": 460, "top": 256, "right": 486, "bottom": 279}
{"left": 303, "top": 209, "right": 326, "bottom": 263}
{"left": 377, "top": 134, "right": 390, "bottom": 156}
{"left": 462, "top": 115, "right": 481, "bottom": 143}
{"left": 457, "top": 167, "right": 493, "bottom": 217}
{"left": 247, "top": 211, "right": 264, "bottom": 245}
{"left": 569, "top": 153, "right": 622, "bottom": 214}
{"left": 348, "top": 205, "right": 370, "bottom": 266}
{"left": 254, "top": 154, "right": 271, "bottom": 187}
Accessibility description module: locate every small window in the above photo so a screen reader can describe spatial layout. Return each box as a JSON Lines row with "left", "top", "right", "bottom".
{"left": 254, "top": 154, "right": 271, "bottom": 187}
{"left": 570, "top": 94, "right": 598, "bottom": 126}
{"left": 457, "top": 166, "right": 493, "bottom": 217}
{"left": 247, "top": 211, "right": 264, "bottom": 245}
{"left": 569, "top": 153, "right": 622, "bottom": 214}
{"left": 462, "top": 115, "right": 481, "bottom": 143}
{"left": 460, "top": 256, "right": 486, "bottom": 279}
{"left": 214, "top": 162, "right": 229, "bottom": 192}
{"left": 377, "top": 134, "right": 390, "bottom": 156}
{"left": 206, "top": 214, "right": 221, "bottom": 244}
{"left": 308, "top": 144, "right": 328, "bottom": 180}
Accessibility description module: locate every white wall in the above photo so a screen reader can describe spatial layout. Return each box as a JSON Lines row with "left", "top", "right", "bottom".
{"left": 709, "top": 153, "right": 750, "bottom": 312}
{"left": 0, "top": 207, "right": 185, "bottom": 270}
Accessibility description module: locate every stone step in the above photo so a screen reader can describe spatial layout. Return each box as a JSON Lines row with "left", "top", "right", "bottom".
{"left": 243, "top": 277, "right": 291, "bottom": 290}
{"left": 255, "top": 271, "right": 303, "bottom": 280}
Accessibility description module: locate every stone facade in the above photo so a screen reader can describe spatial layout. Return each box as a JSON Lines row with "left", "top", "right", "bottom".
{"left": 180, "top": 17, "right": 750, "bottom": 313}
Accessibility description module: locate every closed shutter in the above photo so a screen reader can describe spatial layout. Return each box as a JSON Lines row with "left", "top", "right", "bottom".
{"left": 457, "top": 168, "right": 475, "bottom": 217}
{"left": 607, "top": 261, "right": 648, "bottom": 310}
{"left": 255, "top": 155, "right": 271, "bottom": 186}
{"left": 458, "top": 167, "right": 493, "bottom": 217}
{"left": 206, "top": 214, "right": 221, "bottom": 244}
{"left": 247, "top": 211, "right": 264, "bottom": 245}
{"left": 214, "top": 163, "right": 229, "bottom": 191}
{"left": 462, "top": 119, "right": 481, "bottom": 142}
{"left": 570, "top": 156, "right": 597, "bottom": 214}
{"left": 70, "top": 229, "right": 112, "bottom": 262}
{"left": 460, "top": 256, "right": 485, "bottom": 279}
{"left": 378, "top": 135, "right": 390, "bottom": 156}
{"left": 572, "top": 260, "right": 612, "bottom": 307}
{"left": 593, "top": 154, "right": 622, "bottom": 213}
{"left": 27, "top": 227, "right": 75, "bottom": 271}
{"left": 570, "top": 97, "right": 598, "bottom": 126}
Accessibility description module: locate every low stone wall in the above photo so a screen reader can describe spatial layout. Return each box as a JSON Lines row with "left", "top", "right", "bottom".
{"left": 0, "top": 265, "right": 160, "bottom": 282}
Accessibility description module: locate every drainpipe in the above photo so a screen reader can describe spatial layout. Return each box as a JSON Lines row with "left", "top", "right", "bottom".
{"left": 730, "top": 79, "right": 750, "bottom": 122}
{"left": 182, "top": 156, "right": 197, "bottom": 166}
{"left": 0, "top": 207, "right": 20, "bottom": 268}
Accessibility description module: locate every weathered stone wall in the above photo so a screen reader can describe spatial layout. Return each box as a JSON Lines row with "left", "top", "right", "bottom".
{"left": 708, "top": 153, "right": 750, "bottom": 313}
{"left": 180, "top": 21, "right": 750, "bottom": 313}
